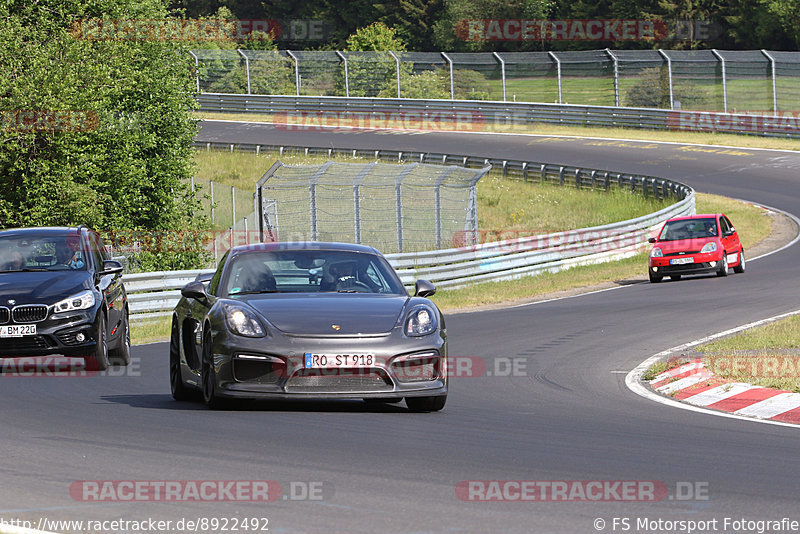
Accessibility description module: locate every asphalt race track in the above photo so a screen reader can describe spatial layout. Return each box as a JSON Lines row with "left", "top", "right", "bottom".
{"left": 3, "top": 122, "right": 800, "bottom": 534}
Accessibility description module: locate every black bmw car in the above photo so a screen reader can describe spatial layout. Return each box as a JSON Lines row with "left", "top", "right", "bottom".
{"left": 0, "top": 226, "right": 129, "bottom": 370}
{"left": 170, "top": 242, "right": 447, "bottom": 411}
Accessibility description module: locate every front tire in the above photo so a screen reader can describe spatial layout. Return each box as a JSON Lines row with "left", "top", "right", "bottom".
{"left": 716, "top": 253, "right": 729, "bottom": 277}
{"left": 201, "top": 333, "right": 227, "bottom": 409}
{"left": 84, "top": 313, "right": 109, "bottom": 371}
{"left": 733, "top": 249, "right": 746, "bottom": 274}
{"left": 170, "top": 318, "right": 194, "bottom": 401}
{"left": 406, "top": 395, "right": 447, "bottom": 412}
{"left": 108, "top": 308, "right": 131, "bottom": 366}
{"left": 649, "top": 271, "right": 663, "bottom": 283}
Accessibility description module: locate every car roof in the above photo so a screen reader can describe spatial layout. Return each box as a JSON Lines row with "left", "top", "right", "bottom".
{"left": 0, "top": 227, "right": 86, "bottom": 238}
{"left": 229, "top": 241, "right": 383, "bottom": 256}
{"left": 666, "top": 214, "right": 722, "bottom": 222}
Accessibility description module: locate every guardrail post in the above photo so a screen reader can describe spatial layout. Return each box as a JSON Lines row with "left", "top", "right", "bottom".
{"left": 522, "top": 162, "right": 528, "bottom": 182}
{"left": 548, "top": 52, "right": 562, "bottom": 104}
{"left": 590, "top": 170, "right": 597, "bottom": 190}
{"left": 558, "top": 166, "right": 565, "bottom": 186}
{"left": 658, "top": 50, "right": 674, "bottom": 109}
{"left": 493, "top": 52, "right": 507, "bottom": 101}
{"left": 540, "top": 164, "right": 547, "bottom": 184}
{"left": 336, "top": 51, "right": 350, "bottom": 97}
{"left": 603, "top": 172, "right": 610, "bottom": 191}
{"left": 605, "top": 49, "right": 620, "bottom": 107}
{"left": 711, "top": 49, "right": 727, "bottom": 112}
{"left": 575, "top": 169, "right": 581, "bottom": 188}
{"left": 762, "top": 50, "right": 778, "bottom": 113}
{"left": 237, "top": 49, "right": 251, "bottom": 95}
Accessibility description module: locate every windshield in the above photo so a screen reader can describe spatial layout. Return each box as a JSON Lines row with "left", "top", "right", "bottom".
{"left": 223, "top": 250, "right": 407, "bottom": 296}
{"left": 0, "top": 233, "right": 87, "bottom": 272}
{"left": 658, "top": 218, "right": 718, "bottom": 241}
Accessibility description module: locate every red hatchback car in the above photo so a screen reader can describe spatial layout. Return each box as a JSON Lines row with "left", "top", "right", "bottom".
{"left": 648, "top": 214, "right": 745, "bottom": 283}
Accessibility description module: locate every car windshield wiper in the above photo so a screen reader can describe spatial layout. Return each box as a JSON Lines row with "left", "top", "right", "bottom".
{"left": 0, "top": 267, "right": 49, "bottom": 272}
{"left": 231, "top": 290, "right": 282, "bottom": 295}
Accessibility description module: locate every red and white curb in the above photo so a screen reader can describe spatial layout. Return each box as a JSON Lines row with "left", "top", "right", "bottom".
{"left": 626, "top": 309, "right": 800, "bottom": 429}
{"left": 648, "top": 359, "right": 800, "bottom": 424}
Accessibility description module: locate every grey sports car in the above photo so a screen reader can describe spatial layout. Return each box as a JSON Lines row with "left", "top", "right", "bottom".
{"left": 170, "top": 242, "right": 447, "bottom": 411}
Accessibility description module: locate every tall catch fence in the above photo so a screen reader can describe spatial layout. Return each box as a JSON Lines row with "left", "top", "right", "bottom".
{"left": 255, "top": 160, "right": 490, "bottom": 253}
{"left": 190, "top": 49, "right": 800, "bottom": 113}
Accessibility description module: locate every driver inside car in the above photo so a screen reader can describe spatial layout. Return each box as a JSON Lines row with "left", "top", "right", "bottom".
{"left": 54, "top": 241, "right": 85, "bottom": 269}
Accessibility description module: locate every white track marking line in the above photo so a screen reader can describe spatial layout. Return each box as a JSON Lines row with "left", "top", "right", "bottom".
{"left": 735, "top": 392, "right": 800, "bottom": 418}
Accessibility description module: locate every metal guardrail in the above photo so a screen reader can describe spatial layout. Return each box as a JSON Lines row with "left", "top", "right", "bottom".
{"left": 197, "top": 93, "right": 800, "bottom": 139}
{"left": 125, "top": 142, "right": 694, "bottom": 321}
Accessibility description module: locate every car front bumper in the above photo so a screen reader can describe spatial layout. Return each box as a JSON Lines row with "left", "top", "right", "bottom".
{"left": 0, "top": 308, "right": 99, "bottom": 358}
{"left": 198, "top": 328, "right": 448, "bottom": 400}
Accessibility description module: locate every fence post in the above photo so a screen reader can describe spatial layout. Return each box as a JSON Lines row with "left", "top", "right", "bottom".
{"left": 548, "top": 51, "right": 562, "bottom": 104}
{"left": 389, "top": 51, "right": 401, "bottom": 98}
{"left": 711, "top": 49, "right": 727, "bottom": 112}
{"left": 493, "top": 52, "right": 506, "bottom": 101}
{"left": 762, "top": 50, "right": 778, "bottom": 113}
{"left": 658, "top": 50, "right": 674, "bottom": 109}
{"left": 336, "top": 51, "right": 350, "bottom": 97}
{"left": 253, "top": 192, "right": 258, "bottom": 243}
{"left": 188, "top": 50, "right": 200, "bottom": 93}
{"left": 441, "top": 52, "right": 455, "bottom": 99}
{"left": 605, "top": 48, "right": 620, "bottom": 107}
{"left": 286, "top": 50, "right": 301, "bottom": 96}
{"left": 237, "top": 49, "right": 251, "bottom": 95}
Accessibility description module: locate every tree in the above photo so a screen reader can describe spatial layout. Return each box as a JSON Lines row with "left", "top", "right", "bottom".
{"left": 759, "top": 0, "right": 800, "bottom": 46}
{"left": 0, "top": 0, "right": 208, "bottom": 269}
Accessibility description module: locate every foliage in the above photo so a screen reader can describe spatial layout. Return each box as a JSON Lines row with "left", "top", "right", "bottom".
{"left": 0, "top": 0, "right": 208, "bottom": 269}
{"left": 623, "top": 67, "right": 708, "bottom": 109}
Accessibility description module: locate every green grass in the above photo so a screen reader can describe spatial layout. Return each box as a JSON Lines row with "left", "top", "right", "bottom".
{"left": 131, "top": 318, "right": 172, "bottom": 346}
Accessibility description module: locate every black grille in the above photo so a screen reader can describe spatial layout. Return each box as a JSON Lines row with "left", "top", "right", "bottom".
{"left": 287, "top": 368, "right": 393, "bottom": 392}
{"left": 0, "top": 307, "right": 8, "bottom": 324}
{"left": 0, "top": 335, "right": 55, "bottom": 351}
{"left": 12, "top": 305, "right": 48, "bottom": 323}
{"left": 664, "top": 251, "right": 701, "bottom": 257}
{"left": 233, "top": 359, "right": 284, "bottom": 384}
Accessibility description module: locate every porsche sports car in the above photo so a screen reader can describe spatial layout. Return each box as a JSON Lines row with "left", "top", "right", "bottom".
{"left": 170, "top": 242, "right": 447, "bottom": 411}
{"left": 648, "top": 213, "right": 745, "bottom": 283}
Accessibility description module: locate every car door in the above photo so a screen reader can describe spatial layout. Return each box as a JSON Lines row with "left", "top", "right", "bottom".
{"left": 90, "top": 232, "right": 124, "bottom": 337}
{"left": 718, "top": 216, "right": 740, "bottom": 257}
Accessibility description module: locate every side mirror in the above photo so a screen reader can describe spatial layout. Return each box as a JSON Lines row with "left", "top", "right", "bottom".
{"left": 99, "top": 260, "right": 123, "bottom": 276}
{"left": 181, "top": 280, "right": 208, "bottom": 302}
{"left": 648, "top": 237, "right": 657, "bottom": 244}
{"left": 414, "top": 279, "right": 436, "bottom": 298}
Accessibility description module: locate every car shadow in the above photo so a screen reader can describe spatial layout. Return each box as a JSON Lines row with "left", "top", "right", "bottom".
{"left": 100, "top": 394, "right": 411, "bottom": 413}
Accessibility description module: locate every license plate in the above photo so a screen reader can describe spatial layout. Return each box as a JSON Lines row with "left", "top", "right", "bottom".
{"left": 0, "top": 324, "right": 37, "bottom": 338}
{"left": 670, "top": 257, "right": 694, "bottom": 265}
{"left": 304, "top": 353, "right": 375, "bottom": 368}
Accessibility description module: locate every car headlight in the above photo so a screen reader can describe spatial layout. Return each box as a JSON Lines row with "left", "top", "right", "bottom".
{"left": 224, "top": 305, "right": 265, "bottom": 337}
{"left": 650, "top": 247, "right": 663, "bottom": 258}
{"left": 53, "top": 290, "right": 95, "bottom": 313}
{"left": 405, "top": 305, "right": 437, "bottom": 337}
{"left": 701, "top": 242, "right": 717, "bottom": 254}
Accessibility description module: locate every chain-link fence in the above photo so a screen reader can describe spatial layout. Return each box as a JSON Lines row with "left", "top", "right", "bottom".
{"left": 254, "top": 161, "right": 490, "bottom": 254}
{"left": 191, "top": 49, "right": 800, "bottom": 113}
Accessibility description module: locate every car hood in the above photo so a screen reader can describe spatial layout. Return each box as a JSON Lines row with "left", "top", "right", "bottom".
{"left": 655, "top": 237, "right": 717, "bottom": 254}
{"left": 239, "top": 293, "right": 409, "bottom": 335}
{"left": 0, "top": 271, "right": 92, "bottom": 306}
